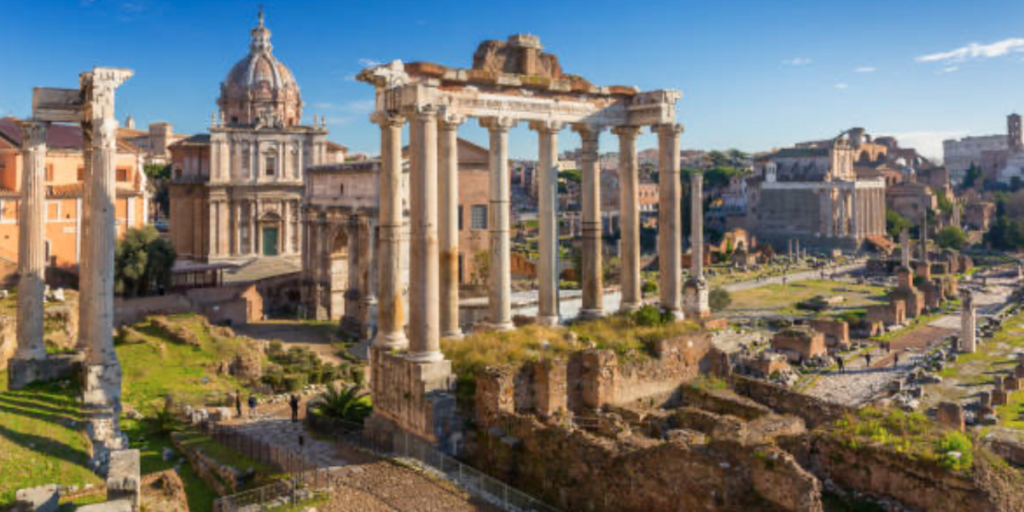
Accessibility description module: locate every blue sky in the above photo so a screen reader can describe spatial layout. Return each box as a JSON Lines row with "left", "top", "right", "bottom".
{"left": 3, "top": 0, "right": 1024, "bottom": 160}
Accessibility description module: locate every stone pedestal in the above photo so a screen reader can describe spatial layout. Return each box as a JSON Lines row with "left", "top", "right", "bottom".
{"left": 936, "top": 402, "right": 965, "bottom": 432}
{"left": 106, "top": 449, "right": 141, "bottom": 510}
{"left": 683, "top": 278, "right": 710, "bottom": 319}
{"left": 14, "top": 484, "right": 59, "bottom": 512}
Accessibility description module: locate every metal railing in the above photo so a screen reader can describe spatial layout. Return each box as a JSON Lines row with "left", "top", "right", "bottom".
{"left": 215, "top": 478, "right": 329, "bottom": 512}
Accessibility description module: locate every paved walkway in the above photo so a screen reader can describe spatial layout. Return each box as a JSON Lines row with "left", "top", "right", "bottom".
{"left": 222, "top": 403, "right": 498, "bottom": 512}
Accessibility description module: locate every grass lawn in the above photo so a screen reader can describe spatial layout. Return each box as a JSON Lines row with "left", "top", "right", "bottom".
{"left": 118, "top": 314, "right": 262, "bottom": 415}
{"left": 0, "top": 372, "right": 104, "bottom": 508}
{"left": 726, "top": 280, "right": 888, "bottom": 314}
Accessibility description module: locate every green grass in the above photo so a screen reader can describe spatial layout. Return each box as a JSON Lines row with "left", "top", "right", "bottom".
{"left": 117, "top": 314, "right": 262, "bottom": 415}
{"left": 0, "top": 375, "right": 104, "bottom": 508}
{"left": 727, "top": 280, "right": 887, "bottom": 314}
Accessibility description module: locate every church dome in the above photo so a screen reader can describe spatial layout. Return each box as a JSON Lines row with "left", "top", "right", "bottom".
{"left": 218, "top": 11, "right": 303, "bottom": 128}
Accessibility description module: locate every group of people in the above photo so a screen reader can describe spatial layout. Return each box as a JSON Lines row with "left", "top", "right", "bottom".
{"left": 234, "top": 390, "right": 304, "bottom": 423}
{"left": 835, "top": 347, "right": 902, "bottom": 374}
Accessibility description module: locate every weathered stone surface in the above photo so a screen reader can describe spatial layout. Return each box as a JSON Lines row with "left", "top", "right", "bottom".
{"left": 14, "top": 484, "right": 59, "bottom": 512}
{"left": 75, "top": 499, "right": 133, "bottom": 512}
{"left": 107, "top": 449, "right": 141, "bottom": 510}
{"left": 936, "top": 402, "right": 966, "bottom": 433}
{"left": 771, "top": 327, "right": 827, "bottom": 362}
{"left": 8, "top": 352, "right": 83, "bottom": 390}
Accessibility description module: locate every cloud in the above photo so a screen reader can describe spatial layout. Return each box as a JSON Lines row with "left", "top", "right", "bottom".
{"left": 855, "top": 66, "right": 876, "bottom": 73}
{"left": 876, "top": 130, "right": 967, "bottom": 161}
{"left": 940, "top": 65, "right": 959, "bottom": 74}
{"left": 917, "top": 37, "right": 1024, "bottom": 63}
{"left": 782, "top": 57, "right": 812, "bottom": 66}
{"left": 311, "top": 99, "right": 376, "bottom": 116}
{"left": 834, "top": 83, "right": 849, "bottom": 90}
{"left": 358, "top": 58, "right": 383, "bottom": 68}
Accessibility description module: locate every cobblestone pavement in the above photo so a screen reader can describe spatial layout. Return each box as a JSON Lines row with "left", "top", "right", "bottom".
{"left": 225, "top": 404, "right": 498, "bottom": 512}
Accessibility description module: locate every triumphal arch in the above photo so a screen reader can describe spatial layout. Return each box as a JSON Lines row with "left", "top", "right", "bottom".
{"left": 358, "top": 35, "right": 706, "bottom": 445}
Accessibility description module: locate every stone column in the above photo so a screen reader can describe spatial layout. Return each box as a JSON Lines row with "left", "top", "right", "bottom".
{"left": 961, "top": 290, "right": 976, "bottom": 353}
{"left": 531, "top": 121, "right": 563, "bottom": 325}
{"left": 372, "top": 112, "right": 408, "bottom": 350}
{"left": 438, "top": 114, "right": 464, "bottom": 339}
{"left": 575, "top": 124, "right": 603, "bottom": 319}
{"left": 481, "top": 117, "right": 517, "bottom": 331}
{"left": 614, "top": 125, "right": 642, "bottom": 312}
{"left": 654, "top": 123, "right": 684, "bottom": 319}
{"left": 406, "top": 105, "right": 442, "bottom": 362}
{"left": 685, "top": 172, "right": 710, "bottom": 319}
{"left": 14, "top": 120, "right": 49, "bottom": 363}
{"left": 249, "top": 200, "right": 258, "bottom": 255}
{"left": 900, "top": 228, "right": 910, "bottom": 268}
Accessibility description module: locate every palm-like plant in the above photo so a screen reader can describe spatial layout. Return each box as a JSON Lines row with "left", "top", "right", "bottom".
{"left": 313, "top": 384, "right": 372, "bottom": 425}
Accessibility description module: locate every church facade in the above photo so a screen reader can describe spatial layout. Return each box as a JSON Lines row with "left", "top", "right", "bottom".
{"left": 168, "top": 12, "right": 344, "bottom": 262}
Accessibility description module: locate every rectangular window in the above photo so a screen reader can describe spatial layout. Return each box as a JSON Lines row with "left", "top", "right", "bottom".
{"left": 266, "top": 156, "right": 276, "bottom": 176}
{"left": 471, "top": 204, "right": 488, "bottom": 230}
{"left": 77, "top": 167, "right": 85, "bottom": 181}
{"left": 45, "top": 164, "right": 54, "bottom": 182}
{"left": 116, "top": 168, "right": 129, "bottom": 182}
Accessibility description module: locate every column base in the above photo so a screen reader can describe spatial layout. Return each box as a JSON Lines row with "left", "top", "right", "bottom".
{"left": 661, "top": 307, "right": 685, "bottom": 321}
{"left": 536, "top": 315, "right": 560, "bottom": 327}
{"left": 441, "top": 329, "right": 464, "bottom": 340}
{"left": 373, "top": 331, "right": 410, "bottom": 351}
{"left": 406, "top": 351, "right": 446, "bottom": 363}
{"left": 619, "top": 301, "right": 643, "bottom": 313}
{"left": 484, "top": 322, "right": 516, "bottom": 332}
{"left": 579, "top": 308, "right": 604, "bottom": 320}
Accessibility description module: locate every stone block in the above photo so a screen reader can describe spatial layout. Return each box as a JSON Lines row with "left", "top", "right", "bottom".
{"left": 770, "top": 327, "right": 826, "bottom": 362}
{"left": 978, "top": 391, "right": 992, "bottom": 407}
{"left": 809, "top": 319, "right": 850, "bottom": 350}
{"left": 75, "top": 499, "right": 133, "bottom": 512}
{"left": 8, "top": 353, "right": 83, "bottom": 390}
{"left": 107, "top": 449, "right": 141, "bottom": 510}
{"left": 1004, "top": 376, "right": 1021, "bottom": 392}
{"left": 992, "top": 389, "right": 1009, "bottom": 407}
{"left": 1015, "top": 364, "right": 1024, "bottom": 380}
{"left": 207, "top": 407, "right": 234, "bottom": 422}
{"left": 993, "top": 375, "right": 1005, "bottom": 390}
{"left": 936, "top": 402, "right": 965, "bottom": 433}
{"left": 14, "top": 484, "right": 59, "bottom": 512}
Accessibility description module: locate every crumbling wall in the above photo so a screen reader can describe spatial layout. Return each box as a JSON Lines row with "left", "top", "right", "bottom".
{"left": 728, "top": 375, "right": 853, "bottom": 428}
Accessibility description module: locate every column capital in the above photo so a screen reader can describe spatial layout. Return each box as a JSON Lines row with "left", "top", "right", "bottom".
{"left": 403, "top": 104, "right": 440, "bottom": 121}
{"left": 438, "top": 112, "right": 466, "bottom": 130}
{"left": 529, "top": 120, "right": 565, "bottom": 134}
{"left": 652, "top": 123, "right": 685, "bottom": 136}
{"left": 16, "top": 120, "right": 49, "bottom": 148}
{"left": 479, "top": 116, "right": 518, "bottom": 132}
{"left": 611, "top": 125, "right": 642, "bottom": 138}
{"left": 370, "top": 111, "right": 405, "bottom": 128}
{"left": 571, "top": 123, "right": 603, "bottom": 140}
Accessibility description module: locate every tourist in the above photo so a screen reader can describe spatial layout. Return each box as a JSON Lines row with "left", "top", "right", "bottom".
{"left": 235, "top": 390, "right": 242, "bottom": 419}
{"left": 893, "top": 352, "right": 900, "bottom": 368}
{"left": 837, "top": 357, "right": 845, "bottom": 374}
{"left": 248, "top": 393, "right": 257, "bottom": 419}
{"left": 864, "top": 353, "right": 872, "bottom": 368}
{"left": 289, "top": 394, "right": 300, "bottom": 423}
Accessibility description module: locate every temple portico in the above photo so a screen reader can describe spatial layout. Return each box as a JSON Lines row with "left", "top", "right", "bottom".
{"left": 357, "top": 35, "right": 685, "bottom": 446}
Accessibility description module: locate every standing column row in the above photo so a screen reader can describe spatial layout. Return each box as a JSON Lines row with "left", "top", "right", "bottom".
{"left": 576, "top": 124, "right": 604, "bottom": 319}
{"left": 14, "top": 120, "right": 49, "bottom": 363}
{"left": 615, "top": 126, "right": 643, "bottom": 312}
{"left": 531, "top": 121, "right": 563, "bottom": 325}
{"left": 655, "top": 123, "right": 684, "bottom": 319}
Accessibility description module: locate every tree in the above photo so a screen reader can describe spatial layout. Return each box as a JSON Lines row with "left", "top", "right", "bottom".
{"left": 144, "top": 164, "right": 172, "bottom": 218}
{"left": 985, "top": 217, "right": 1024, "bottom": 250}
{"left": 115, "top": 226, "right": 176, "bottom": 297}
{"left": 962, "top": 163, "right": 984, "bottom": 190}
{"left": 886, "top": 209, "right": 911, "bottom": 239}
{"left": 709, "top": 288, "right": 732, "bottom": 312}
{"left": 312, "top": 384, "right": 372, "bottom": 424}
{"left": 935, "top": 226, "right": 967, "bottom": 250}
{"left": 932, "top": 188, "right": 953, "bottom": 215}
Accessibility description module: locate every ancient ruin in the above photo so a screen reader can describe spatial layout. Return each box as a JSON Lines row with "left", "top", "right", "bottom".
{"left": 356, "top": 35, "right": 690, "bottom": 443}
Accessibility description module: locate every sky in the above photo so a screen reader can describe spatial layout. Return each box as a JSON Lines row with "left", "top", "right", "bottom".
{"left": 3, "top": 0, "right": 1024, "bottom": 161}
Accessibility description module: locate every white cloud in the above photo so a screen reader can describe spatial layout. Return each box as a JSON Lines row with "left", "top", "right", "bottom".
{"left": 855, "top": 66, "right": 876, "bottom": 73}
{"left": 782, "top": 57, "right": 812, "bottom": 66}
{"left": 940, "top": 65, "right": 960, "bottom": 74}
{"left": 876, "top": 130, "right": 967, "bottom": 161}
{"left": 917, "top": 37, "right": 1024, "bottom": 63}
{"left": 358, "top": 58, "right": 383, "bottom": 68}
{"left": 311, "top": 99, "right": 376, "bottom": 116}
{"left": 834, "top": 83, "right": 849, "bottom": 90}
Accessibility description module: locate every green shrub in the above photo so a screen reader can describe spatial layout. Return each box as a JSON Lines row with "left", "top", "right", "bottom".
{"left": 709, "top": 288, "right": 732, "bottom": 312}
{"left": 284, "top": 374, "right": 308, "bottom": 393}
{"left": 633, "top": 305, "right": 666, "bottom": 327}
{"left": 641, "top": 280, "right": 658, "bottom": 295}
{"left": 935, "top": 431, "right": 973, "bottom": 472}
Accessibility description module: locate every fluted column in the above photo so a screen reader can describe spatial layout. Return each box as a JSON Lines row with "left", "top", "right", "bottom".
{"left": 15, "top": 120, "right": 49, "bottom": 361}
{"left": 481, "top": 117, "right": 517, "bottom": 331}
{"left": 531, "top": 120, "right": 564, "bottom": 325}
{"left": 407, "top": 105, "right": 442, "bottom": 362}
{"left": 685, "top": 171, "right": 710, "bottom": 319}
{"left": 372, "top": 112, "right": 408, "bottom": 350}
{"left": 575, "top": 124, "right": 604, "bottom": 319}
{"left": 438, "top": 114, "right": 464, "bottom": 339}
{"left": 80, "top": 67, "right": 132, "bottom": 417}
{"left": 654, "top": 123, "right": 684, "bottom": 319}
{"left": 614, "top": 125, "right": 642, "bottom": 312}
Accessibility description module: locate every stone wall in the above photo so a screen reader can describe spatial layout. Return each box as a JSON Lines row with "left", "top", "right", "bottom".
{"left": 469, "top": 412, "right": 823, "bottom": 512}
{"left": 807, "top": 319, "right": 850, "bottom": 350}
{"left": 474, "top": 333, "right": 723, "bottom": 426}
{"left": 728, "top": 375, "right": 853, "bottom": 429}
{"left": 784, "top": 433, "right": 1024, "bottom": 512}
{"left": 113, "top": 284, "right": 263, "bottom": 327}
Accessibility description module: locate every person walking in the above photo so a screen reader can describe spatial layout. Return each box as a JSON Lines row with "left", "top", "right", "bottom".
{"left": 864, "top": 353, "right": 872, "bottom": 368}
{"left": 289, "top": 394, "right": 300, "bottom": 423}
{"left": 837, "top": 357, "right": 845, "bottom": 374}
{"left": 247, "top": 393, "right": 257, "bottom": 420}
{"left": 234, "top": 390, "right": 242, "bottom": 419}
{"left": 893, "top": 352, "right": 900, "bottom": 368}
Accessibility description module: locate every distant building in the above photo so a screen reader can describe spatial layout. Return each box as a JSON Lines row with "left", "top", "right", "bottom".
{"left": 943, "top": 114, "right": 1021, "bottom": 182}
{"left": 118, "top": 120, "right": 188, "bottom": 165}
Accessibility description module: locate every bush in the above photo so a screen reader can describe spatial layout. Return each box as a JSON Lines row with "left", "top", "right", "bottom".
{"left": 283, "top": 374, "right": 308, "bottom": 393}
{"left": 633, "top": 305, "right": 666, "bottom": 327}
{"left": 312, "top": 384, "right": 372, "bottom": 424}
{"left": 935, "top": 431, "right": 973, "bottom": 472}
{"left": 641, "top": 280, "right": 658, "bottom": 296}
{"left": 709, "top": 288, "right": 732, "bottom": 312}
{"left": 936, "top": 226, "right": 967, "bottom": 250}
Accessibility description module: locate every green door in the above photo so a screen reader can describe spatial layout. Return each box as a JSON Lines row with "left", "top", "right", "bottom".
{"left": 262, "top": 227, "right": 279, "bottom": 256}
